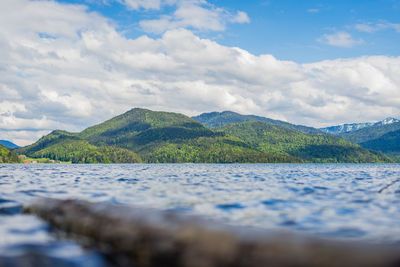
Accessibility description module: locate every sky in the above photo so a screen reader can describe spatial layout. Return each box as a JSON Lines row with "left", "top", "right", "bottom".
{"left": 1, "top": 0, "right": 400, "bottom": 145}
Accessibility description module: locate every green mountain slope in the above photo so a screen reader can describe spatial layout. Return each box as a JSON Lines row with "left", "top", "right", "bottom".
{"left": 17, "top": 109, "right": 301, "bottom": 163}
{"left": 16, "top": 108, "right": 392, "bottom": 163}
{"left": 220, "top": 121, "right": 392, "bottom": 163}
{"left": 192, "top": 111, "right": 322, "bottom": 134}
{"left": 79, "top": 108, "right": 218, "bottom": 150}
{"left": 31, "top": 139, "right": 142, "bottom": 164}
{"left": 0, "top": 145, "right": 21, "bottom": 163}
{"left": 338, "top": 122, "right": 400, "bottom": 143}
{"left": 17, "top": 130, "right": 141, "bottom": 164}
{"left": 360, "top": 129, "right": 400, "bottom": 160}
{"left": 141, "top": 136, "right": 301, "bottom": 163}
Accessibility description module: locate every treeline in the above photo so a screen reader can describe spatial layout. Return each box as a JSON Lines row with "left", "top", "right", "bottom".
{"left": 142, "top": 137, "right": 302, "bottom": 163}
{"left": 31, "top": 140, "right": 141, "bottom": 163}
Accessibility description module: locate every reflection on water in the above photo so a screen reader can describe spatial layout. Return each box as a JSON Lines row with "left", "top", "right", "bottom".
{"left": 0, "top": 163, "right": 400, "bottom": 264}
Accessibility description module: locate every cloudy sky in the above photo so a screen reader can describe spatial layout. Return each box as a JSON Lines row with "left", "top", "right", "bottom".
{"left": 1, "top": 0, "right": 400, "bottom": 145}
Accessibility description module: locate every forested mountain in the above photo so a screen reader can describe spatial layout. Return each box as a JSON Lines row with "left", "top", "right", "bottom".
{"left": 338, "top": 122, "right": 400, "bottom": 143}
{"left": 0, "top": 140, "right": 20, "bottom": 149}
{"left": 17, "top": 109, "right": 300, "bottom": 163}
{"left": 360, "top": 129, "right": 400, "bottom": 160}
{"left": 192, "top": 111, "right": 322, "bottom": 134}
{"left": 220, "top": 121, "right": 391, "bottom": 163}
{"left": 0, "top": 145, "right": 21, "bottom": 163}
{"left": 16, "top": 108, "right": 393, "bottom": 163}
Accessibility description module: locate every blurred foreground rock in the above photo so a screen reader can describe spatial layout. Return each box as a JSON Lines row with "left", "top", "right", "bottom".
{"left": 24, "top": 199, "right": 400, "bottom": 267}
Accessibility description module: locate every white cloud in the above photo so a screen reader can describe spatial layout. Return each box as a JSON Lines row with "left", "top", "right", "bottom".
{"left": 1, "top": 0, "right": 400, "bottom": 145}
{"left": 307, "top": 8, "right": 319, "bottom": 13}
{"left": 318, "top": 31, "right": 364, "bottom": 47}
{"left": 119, "top": 0, "right": 162, "bottom": 10}
{"left": 230, "top": 11, "right": 250, "bottom": 23}
{"left": 355, "top": 22, "right": 400, "bottom": 33}
{"left": 139, "top": 0, "right": 250, "bottom": 33}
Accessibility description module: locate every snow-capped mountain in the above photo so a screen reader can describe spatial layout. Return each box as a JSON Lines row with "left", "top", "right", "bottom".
{"left": 320, "top": 117, "right": 400, "bottom": 135}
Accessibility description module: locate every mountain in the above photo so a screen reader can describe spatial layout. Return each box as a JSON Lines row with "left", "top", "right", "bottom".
{"left": 0, "top": 140, "right": 20, "bottom": 149}
{"left": 338, "top": 121, "right": 400, "bottom": 144}
{"left": 360, "top": 129, "right": 400, "bottom": 161}
{"left": 0, "top": 145, "right": 21, "bottom": 163}
{"left": 320, "top": 117, "right": 400, "bottom": 135}
{"left": 220, "top": 121, "right": 391, "bottom": 163}
{"left": 17, "top": 108, "right": 300, "bottom": 163}
{"left": 16, "top": 108, "right": 392, "bottom": 163}
{"left": 192, "top": 111, "right": 322, "bottom": 134}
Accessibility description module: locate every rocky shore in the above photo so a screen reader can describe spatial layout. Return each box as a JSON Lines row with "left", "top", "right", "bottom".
{"left": 24, "top": 199, "right": 400, "bottom": 267}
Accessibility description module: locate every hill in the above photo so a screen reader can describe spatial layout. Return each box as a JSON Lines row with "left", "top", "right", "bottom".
{"left": 0, "top": 145, "right": 21, "bottom": 163}
{"left": 0, "top": 140, "right": 20, "bottom": 149}
{"left": 220, "top": 121, "right": 392, "bottom": 163}
{"left": 17, "top": 109, "right": 301, "bottom": 163}
{"left": 360, "top": 129, "right": 400, "bottom": 161}
{"left": 192, "top": 111, "right": 322, "bottom": 134}
{"left": 16, "top": 108, "right": 392, "bottom": 163}
{"left": 338, "top": 122, "right": 400, "bottom": 143}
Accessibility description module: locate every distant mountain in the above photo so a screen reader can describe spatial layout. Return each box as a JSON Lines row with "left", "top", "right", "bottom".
{"left": 220, "top": 121, "right": 391, "bottom": 163}
{"left": 0, "top": 140, "right": 20, "bottom": 149}
{"left": 192, "top": 111, "right": 322, "bottom": 134}
{"left": 338, "top": 121, "right": 400, "bottom": 144}
{"left": 16, "top": 108, "right": 393, "bottom": 163}
{"left": 320, "top": 117, "right": 400, "bottom": 135}
{"left": 0, "top": 145, "right": 21, "bottom": 163}
{"left": 360, "top": 129, "right": 400, "bottom": 161}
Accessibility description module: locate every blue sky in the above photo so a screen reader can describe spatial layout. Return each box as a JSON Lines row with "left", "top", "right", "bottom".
{"left": 1, "top": 0, "right": 400, "bottom": 145}
{"left": 56, "top": 0, "right": 400, "bottom": 62}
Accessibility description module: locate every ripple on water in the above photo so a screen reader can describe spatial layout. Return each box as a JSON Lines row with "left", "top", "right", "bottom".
{"left": 0, "top": 163, "right": 400, "bottom": 245}
{"left": 0, "top": 202, "right": 22, "bottom": 215}
{"left": 216, "top": 203, "right": 245, "bottom": 211}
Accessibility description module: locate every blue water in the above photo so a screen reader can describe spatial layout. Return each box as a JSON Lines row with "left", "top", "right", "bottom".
{"left": 1, "top": 164, "right": 400, "bottom": 265}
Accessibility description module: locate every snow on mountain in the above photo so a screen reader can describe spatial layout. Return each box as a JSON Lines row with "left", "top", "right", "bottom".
{"left": 320, "top": 118, "right": 400, "bottom": 135}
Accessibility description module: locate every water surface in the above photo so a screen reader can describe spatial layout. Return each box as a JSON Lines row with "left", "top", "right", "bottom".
{"left": 1, "top": 164, "right": 400, "bottom": 265}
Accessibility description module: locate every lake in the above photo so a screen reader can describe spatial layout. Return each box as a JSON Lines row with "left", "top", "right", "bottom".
{"left": 0, "top": 164, "right": 400, "bottom": 266}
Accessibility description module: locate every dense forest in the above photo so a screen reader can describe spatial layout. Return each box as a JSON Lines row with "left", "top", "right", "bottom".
{"left": 0, "top": 145, "right": 21, "bottom": 163}
{"left": 14, "top": 108, "right": 394, "bottom": 163}
{"left": 360, "top": 129, "right": 400, "bottom": 161}
{"left": 220, "top": 121, "right": 391, "bottom": 163}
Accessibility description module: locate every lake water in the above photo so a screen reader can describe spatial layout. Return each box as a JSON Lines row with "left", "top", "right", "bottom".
{"left": 1, "top": 164, "right": 400, "bottom": 266}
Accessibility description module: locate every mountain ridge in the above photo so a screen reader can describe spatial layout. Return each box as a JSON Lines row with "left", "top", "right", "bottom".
{"left": 0, "top": 140, "right": 20, "bottom": 149}
{"left": 192, "top": 111, "right": 322, "bottom": 134}
{"left": 320, "top": 117, "right": 400, "bottom": 135}
{"left": 14, "top": 108, "right": 392, "bottom": 163}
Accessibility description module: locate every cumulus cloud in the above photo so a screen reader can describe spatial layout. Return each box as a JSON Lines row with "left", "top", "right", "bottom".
{"left": 139, "top": 0, "right": 250, "bottom": 33}
{"left": 1, "top": 0, "right": 400, "bottom": 145}
{"left": 318, "top": 31, "right": 364, "bottom": 47}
